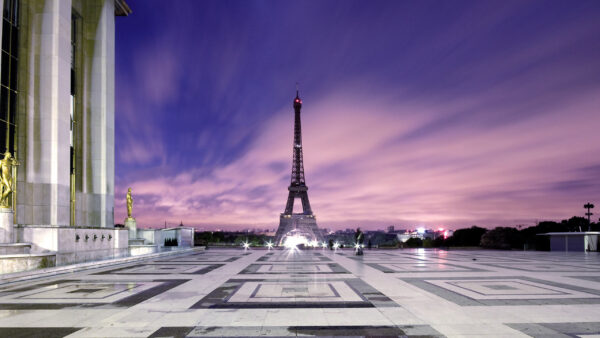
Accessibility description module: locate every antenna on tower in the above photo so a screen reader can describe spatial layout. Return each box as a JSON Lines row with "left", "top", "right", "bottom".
{"left": 296, "top": 82, "right": 299, "bottom": 96}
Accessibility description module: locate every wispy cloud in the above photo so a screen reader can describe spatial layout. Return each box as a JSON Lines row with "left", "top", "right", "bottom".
{"left": 115, "top": 84, "right": 600, "bottom": 229}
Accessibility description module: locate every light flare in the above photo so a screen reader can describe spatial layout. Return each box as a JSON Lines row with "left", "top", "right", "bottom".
{"left": 283, "top": 234, "right": 309, "bottom": 250}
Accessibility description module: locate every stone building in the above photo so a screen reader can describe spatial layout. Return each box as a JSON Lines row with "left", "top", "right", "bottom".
{"left": 0, "top": 0, "right": 131, "bottom": 270}
{"left": 1, "top": 0, "right": 130, "bottom": 228}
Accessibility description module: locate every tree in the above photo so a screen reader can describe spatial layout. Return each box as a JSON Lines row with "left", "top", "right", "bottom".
{"left": 563, "top": 217, "right": 587, "bottom": 232}
{"left": 432, "top": 236, "right": 445, "bottom": 247}
{"left": 404, "top": 237, "right": 423, "bottom": 248}
{"left": 446, "top": 226, "right": 487, "bottom": 247}
{"left": 519, "top": 221, "right": 566, "bottom": 251}
{"left": 480, "top": 227, "right": 523, "bottom": 250}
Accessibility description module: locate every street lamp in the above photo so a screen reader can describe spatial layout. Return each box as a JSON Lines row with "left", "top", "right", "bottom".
{"left": 584, "top": 203, "right": 594, "bottom": 231}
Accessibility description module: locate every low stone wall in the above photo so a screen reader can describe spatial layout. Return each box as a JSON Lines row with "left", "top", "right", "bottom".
{"left": 180, "top": 227, "right": 194, "bottom": 247}
{"left": 15, "top": 226, "right": 129, "bottom": 265}
{"left": 163, "top": 227, "right": 195, "bottom": 247}
{"left": 0, "top": 253, "right": 56, "bottom": 273}
{"left": 129, "top": 245, "right": 159, "bottom": 256}
{"left": 1, "top": 247, "right": 204, "bottom": 282}
{"left": 137, "top": 229, "right": 163, "bottom": 245}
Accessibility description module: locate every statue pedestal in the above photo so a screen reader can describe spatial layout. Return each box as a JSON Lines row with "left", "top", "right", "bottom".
{"left": 0, "top": 207, "right": 14, "bottom": 244}
{"left": 124, "top": 217, "right": 137, "bottom": 240}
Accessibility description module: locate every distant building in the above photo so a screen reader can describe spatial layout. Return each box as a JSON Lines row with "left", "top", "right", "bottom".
{"left": 539, "top": 232, "right": 599, "bottom": 252}
{"left": 396, "top": 227, "right": 451, "bottom": 242}
{"left": 387, "top": 226, "right": 394, "bottom": 233}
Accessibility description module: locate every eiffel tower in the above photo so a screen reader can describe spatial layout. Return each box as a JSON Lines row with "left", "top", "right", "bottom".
{"left": 274, "top": 91, "right": 323, "bottom": 246}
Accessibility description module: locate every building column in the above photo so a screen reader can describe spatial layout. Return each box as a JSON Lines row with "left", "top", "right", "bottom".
{"left": 84, "top": 0, "right": 114, "bottom": 227}
{"left": 20, "top": 0, "right": 72, "bottom": 226}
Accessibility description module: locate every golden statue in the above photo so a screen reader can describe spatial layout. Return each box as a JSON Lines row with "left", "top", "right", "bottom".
{"left": 0, "top": 151, "right": 19, "bottom": 208}
{"left": 126, "top": 187, "right": 133, "bottom": 219}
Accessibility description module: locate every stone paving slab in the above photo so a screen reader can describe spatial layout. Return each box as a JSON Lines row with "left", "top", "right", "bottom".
{"left": 0, "top": 248, "right": 599, "bottom": 337}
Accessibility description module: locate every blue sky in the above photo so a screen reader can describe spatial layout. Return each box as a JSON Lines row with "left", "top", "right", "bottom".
{"left": 115, "top": 0, "right": 600, "bottom": 230}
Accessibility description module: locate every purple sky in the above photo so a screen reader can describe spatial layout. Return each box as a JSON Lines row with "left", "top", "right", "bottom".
{"left": 115, "top": 0, "right": 600, "bottom": 230}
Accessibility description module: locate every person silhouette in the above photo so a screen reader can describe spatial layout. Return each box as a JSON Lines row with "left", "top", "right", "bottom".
{"left": 355, "top": 227, "right": 364, "bottom": 256}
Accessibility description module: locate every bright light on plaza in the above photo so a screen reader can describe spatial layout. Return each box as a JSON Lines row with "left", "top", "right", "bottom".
{"left": 283, "top": 234, "right": 309, "bottom": 250}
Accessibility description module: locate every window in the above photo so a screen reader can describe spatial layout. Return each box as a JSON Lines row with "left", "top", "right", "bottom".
{"left": 0, "top": 0, "right": 19, "bottom": 154}
{"left": 70, "top": 11, "right": 80, "bottom": 225}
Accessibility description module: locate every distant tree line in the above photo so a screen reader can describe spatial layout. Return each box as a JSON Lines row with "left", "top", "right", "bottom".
{"left": 193, "top": 216, "right": 597, "bottom": 250}
{"left": 412, "top": 216, "right": 598, "bottom": 250}
{"left": 194, "top": 231, "right": 271, "bottom": 247}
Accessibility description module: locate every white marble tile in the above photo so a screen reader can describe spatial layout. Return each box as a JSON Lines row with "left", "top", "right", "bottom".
{"left": 0, "top": 248, "right": 599, "bottom": 337}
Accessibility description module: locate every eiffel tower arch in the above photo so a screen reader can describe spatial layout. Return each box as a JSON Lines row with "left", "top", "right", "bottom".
{"left": 274, "top": 91, "right": 323, "bottom": 246}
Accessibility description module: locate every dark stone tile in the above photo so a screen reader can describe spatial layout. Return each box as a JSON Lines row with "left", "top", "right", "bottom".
{"left": 149, "top": 326, "right": 195, "bottom": 338}
{"left": 506, "top": 322, "right": 600, "bottom": 338}
{"left": 567, "top": 276, "right": 600, "bottom": 283}
{"left": 115, "top": 279, "right": 189, "bottom": 307}
{"left": 0, "top": 327, "right": 81, "bottom": 338}
{"left": 179, "top": 325, "right": 444, "bottom": 337}
{"left": 544, "top": 322, "right": 600, "bottom": 335}
{"left": 400, "top": 276, "right": 600, "bottom": 306}
{"left": 0, "top": 279, "right": 190, "bottom": 310}
{"left": 189, "top": 278, "right": 398, "bottom": 309}
{"left": 239, "top": 263, "right": 350, "bottom": 274}
{"left": 93, "top": 264, "right": 224, "bottom": 275}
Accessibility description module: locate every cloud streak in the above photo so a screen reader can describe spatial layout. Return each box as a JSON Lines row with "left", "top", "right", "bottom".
{"left": 115, "top": 85, "right": 600, "bottom": 229}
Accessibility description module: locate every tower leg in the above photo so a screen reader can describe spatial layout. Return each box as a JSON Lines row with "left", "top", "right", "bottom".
{"left": 284, "top": 192, "right": 295, "bottom": 215}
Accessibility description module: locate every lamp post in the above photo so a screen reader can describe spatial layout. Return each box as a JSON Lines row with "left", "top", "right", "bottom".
{"left": 584, "top": 203, "right": 594, "bottom": 231}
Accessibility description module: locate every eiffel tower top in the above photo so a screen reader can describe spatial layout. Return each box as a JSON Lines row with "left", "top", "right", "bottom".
{"left": 290, "top": 90, "right": 306, "bottom": 188}
{"left": 294, "top": 90, "right": 302, "bottom": 109}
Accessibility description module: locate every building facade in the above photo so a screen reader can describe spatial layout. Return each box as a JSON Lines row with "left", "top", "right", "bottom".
{"left": 0, "top": 0, "right": 130, "bottom": 229}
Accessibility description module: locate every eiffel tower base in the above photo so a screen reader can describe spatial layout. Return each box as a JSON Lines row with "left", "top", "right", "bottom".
{"left": 275, "top": 214, "right": 323, "bottom": 246}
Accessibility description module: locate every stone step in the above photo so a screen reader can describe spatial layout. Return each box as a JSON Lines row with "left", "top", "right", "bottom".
{"left": 0, "top": 243, "right": 32, "bottom": 255}
{"left": 129, "top": 238, "right": 145, "bottom": 245}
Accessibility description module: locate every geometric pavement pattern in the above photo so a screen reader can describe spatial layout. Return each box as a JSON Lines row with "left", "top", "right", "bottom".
{"left": 0, "top": 248, "right": 599, "bottom": 337}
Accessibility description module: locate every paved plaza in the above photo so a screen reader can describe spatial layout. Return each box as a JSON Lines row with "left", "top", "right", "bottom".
{"left": 0, "top": 248, "right": 600, "bottom": 337}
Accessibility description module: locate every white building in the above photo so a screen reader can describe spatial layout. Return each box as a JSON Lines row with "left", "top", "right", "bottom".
{"left": 0, "top": 0, "right": 131, "bottom": 271}
{"left": 540, "top": 232, "right": 599, "bottom": 252}
{"left": 3, "top": 0, "right": 130, "bottom": 228}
